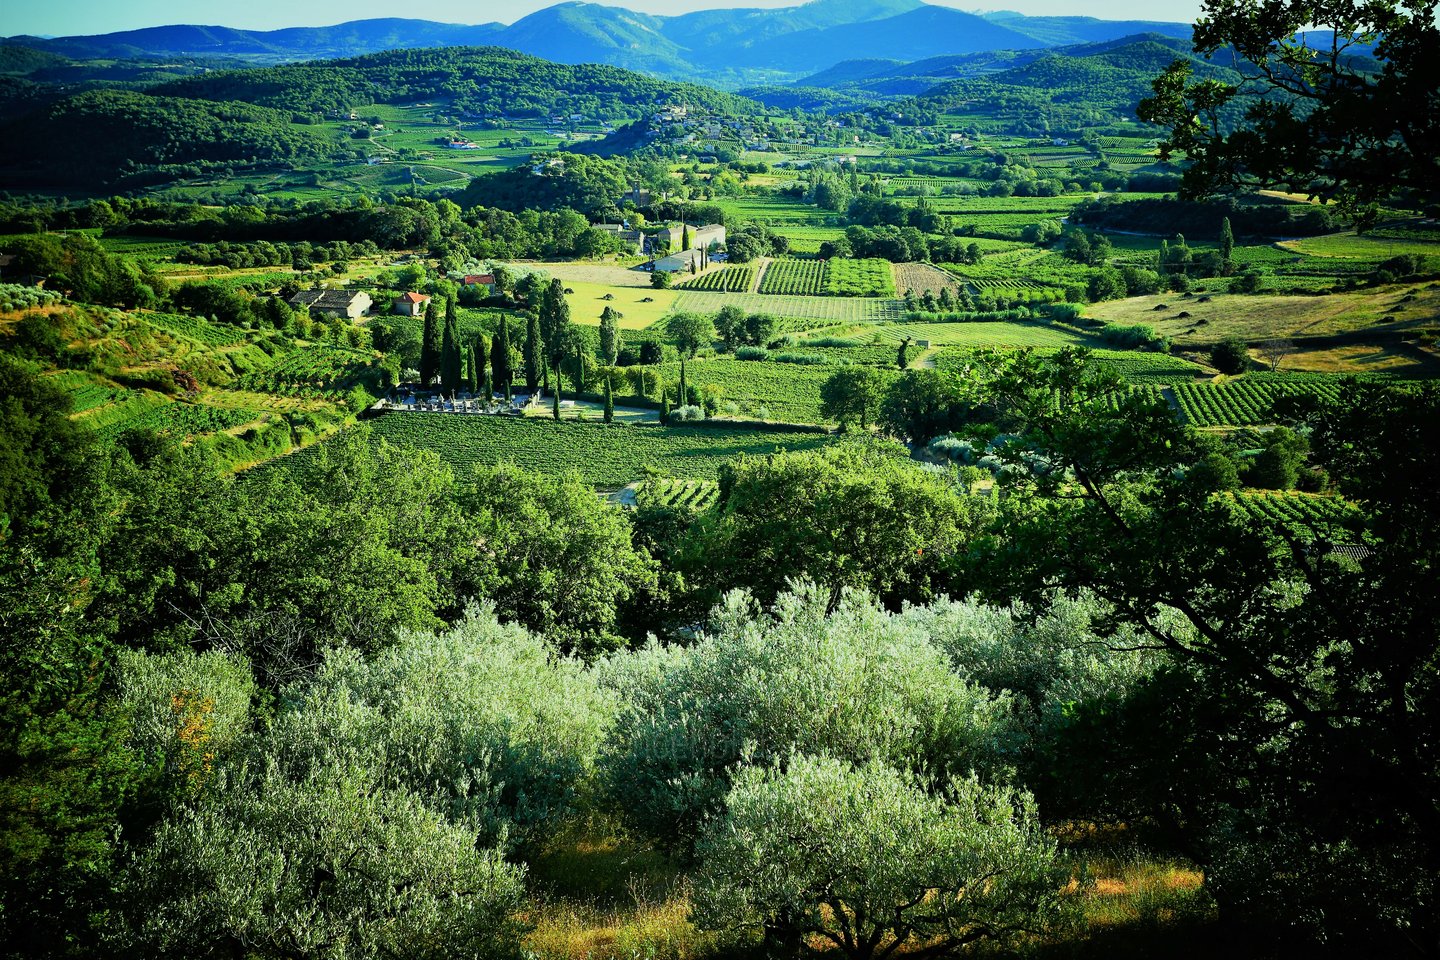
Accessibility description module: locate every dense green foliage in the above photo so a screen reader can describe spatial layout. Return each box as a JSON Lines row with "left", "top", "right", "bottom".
{"left": 152, "top": 46, "right": 758, "bottom": 120}
{"left": 1, "top": 90, "right": 342, "bottom": 188}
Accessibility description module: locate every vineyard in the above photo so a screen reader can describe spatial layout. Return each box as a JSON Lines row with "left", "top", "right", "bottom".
{"left": 1172, "top": 377, "right": 1345, "bottom": 426}
{"left": 1088, "top": 350, "right": 1206, "bottom": 384}
{"left": 658, "top": 357, "right": 860, "bottom": 422}
{"left": 757, "top": 258, "right": 895, "bottom": 298}
{"left": 362, "top": 414, "right": 841, "bottom": 487}
{"left": 671, "top": 290, "right": 906, "bottom": 323}
{"left": 640, "top": 477, "right": 720, "bottom": 511}
{"left": 676, "top": 264, "right": 755, "bottom": 293}
{"left": 825, "top": 259, "right": 896, "bottom": 298}
{"left": 238, "top": 345, "right": 379, "bottom": 398}
{"left": 883, "top": 323, "right": 1086, "bottom": 349}
{"left": 141, "top": 312, "right": 250, "bottom": 347}
{"left": 759, "top": 259, "right": 827, "bottom": 296}
{"left": 99, "top": 401, "right": 265, "bottom": 439}
{"left": 1222, "top": 490, "right": 1362, "bottom": 541}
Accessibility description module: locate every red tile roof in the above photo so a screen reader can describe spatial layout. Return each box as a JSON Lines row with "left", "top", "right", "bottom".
{"left": 397, "top": 291, "right": 431, "bottom": 303}
{"left": 461, "top": 274, "right": 495, "bottom": 285}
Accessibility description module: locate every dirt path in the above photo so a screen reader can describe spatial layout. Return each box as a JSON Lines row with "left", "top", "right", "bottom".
{"left": 910, "top": 346, "right": 940, "bottom": 370}
{"left": 747, "top": 258, "right": 769, "bottom": 294}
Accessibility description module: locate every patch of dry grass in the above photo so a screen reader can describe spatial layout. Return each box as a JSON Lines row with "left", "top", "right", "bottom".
{"left": 1084, "top": 283, "right": 1440, "bottom": 344}
{"left": 1262, "top": 342, "right": 1439, "bottom": 376}
{"left": 525, "top": 824, "right": 723, "bottom": 960}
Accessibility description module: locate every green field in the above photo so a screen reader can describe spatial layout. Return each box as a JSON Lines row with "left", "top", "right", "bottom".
{"left": 561, "top": 281, "right": 679, "bottom": 329}
{"left": 363, "top": 413, "right": 839, "bottom": 487}
{"left": 876, "top": 322, "right": 1089, "bottom": 348}
{"left": 1171, "top": 376, "right": 1346, "bottom": 426}
{"left": 660, "top": 357, "right": 888, "bottom": 423}
{"left": 757, "top": 258, "right": 894, "bottom": 298}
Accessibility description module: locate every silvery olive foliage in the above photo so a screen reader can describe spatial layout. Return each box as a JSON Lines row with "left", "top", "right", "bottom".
{"left": 114, "top": 761, "right": 525, "bottom": 960}
{"left": 261, "top": 601, "right": 617, "bottom": 850}
{"left": 904, "top": 590, "right": 1169, "bottom": 716}
{"left": 692, "top": 755, "right": 1073, "bottom": 959}
{"left": 599, "top": 584, "right": 1017, "bottom": 852}
{"left": 115, "top": 647, "right": 256, "bottom": 783}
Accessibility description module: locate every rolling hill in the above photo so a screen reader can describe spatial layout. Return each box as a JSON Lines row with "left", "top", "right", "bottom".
{"left": 2, "top": 0, "right": 1193, "bottom": 84}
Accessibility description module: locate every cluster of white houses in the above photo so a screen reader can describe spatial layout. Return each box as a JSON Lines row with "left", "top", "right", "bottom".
{"left": 591, "top": 221, "right": 727, "bottom": 272}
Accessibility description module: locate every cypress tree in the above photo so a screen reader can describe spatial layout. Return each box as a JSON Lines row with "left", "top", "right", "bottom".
{"left": 524, "top": 313, "right": 542, "bottom": 393}
{"left": 603, "top": 376, "right": 614, "bottom": 423}
{"left": 420, "top": 299, "right": 440, "bottom": 388}
{"left": 466, "top": 344, "right": 478, "bottom": 393}
{"left": 679, "top": 356, "right": 688, "bottom": 408}
{"left": 1219, "top": 217, "right": 1235, "bottom": 263}
{"left": 552, "top": 381, "right": 561, "bottom": 420}
{"left": 493, "top": 320, "right": 510, "bottom": 395}
{"left": 682, "top": 223, "right": 691, "bottom": 250}
{"left": 599, "top": 307, "right": 620, "bottom": 365}
{"left": 659, "top": 385, "right": 670, "bottom": 423}
{"left": 897, "top": 336, "right": 911, "bottom": 370}
{"left": 440, "top": 301, "right": 462, "bottom": 394}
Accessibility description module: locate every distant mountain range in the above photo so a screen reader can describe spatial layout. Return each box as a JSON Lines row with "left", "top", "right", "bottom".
{"left": 2, "top": 0, "right": 1192, "bottom": 85}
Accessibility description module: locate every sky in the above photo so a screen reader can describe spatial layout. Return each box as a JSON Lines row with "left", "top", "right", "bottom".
{"left": 2, "top": 0, "right": 1202, "bottom": 38}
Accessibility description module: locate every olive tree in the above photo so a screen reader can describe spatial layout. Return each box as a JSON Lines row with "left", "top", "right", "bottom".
{"left": 113, "top": 762, "right": 525, "bottom": 960}
{"left": 692, "top": 755, "right": 1073, "bottom": 960}
{"left": 260, "top": 603, "right": 616, "bottom": 851}
{"left": 116, "top": 647, "right": 255, "bottom": 798}
{"left": 599, "top": 585, "right": 1016, "bottom": 853}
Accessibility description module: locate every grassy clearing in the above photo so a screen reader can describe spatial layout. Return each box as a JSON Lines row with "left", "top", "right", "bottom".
{"left": 534, "top": 262, "right": 655, "bottom": 289}
{"left": 874, "top": 322, "right": 1090, "bottom": 348}
{"left": 1084, "top": 284, "right": 1440, "bottom": 343}
{"left": 523, "top": 818, "right": 1220, "bottom": 960}
{"left": 560, "top": 281, "right": 679, "bottom": 330}
{"left": 1267, "top": 342, "right": 1439, "bottom": 376}
{"left": 1279, "top": 231, "right": 1440, "bottom": 259}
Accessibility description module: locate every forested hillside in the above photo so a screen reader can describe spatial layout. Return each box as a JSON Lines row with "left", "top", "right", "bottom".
{"left": 149, "top": 46, "right": 761, "bottom": 119}
{"left": 0, "top": 90, "right": 344, "bottom": 188}
{"left": 2, "top": 0, "right": 1439, "bottom": 957}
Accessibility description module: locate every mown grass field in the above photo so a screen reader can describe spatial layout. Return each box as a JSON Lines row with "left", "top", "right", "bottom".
{"left": 873, "top": 321, "right": 1090, "bottom": 348}
{"left": 560, "top": 281, "right": 678, "bottom": 329}
{"left": 364, "top": 413, "right": 839, "bottom": 486}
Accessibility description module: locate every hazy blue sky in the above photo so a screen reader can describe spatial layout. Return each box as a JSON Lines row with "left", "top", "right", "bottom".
{"left": 3, "top": 0, "right": 1202, "bottom": 38}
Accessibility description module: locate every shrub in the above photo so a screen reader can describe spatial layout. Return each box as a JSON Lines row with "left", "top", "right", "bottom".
{"left": 599, "top": 585, "right": 1015, "bottom": 853}
{"left": 667, "top": 404, "right": 704, "bottom": 424}
{"left": 693, "top": 756, "right": 1072, "bottom": 959}
{"left": 1210, "top": 337, "right": 1251, "bottom": 375}
{"left": 257, "top": 604, "right": 615, "bottom": 851}
{"left": 771, "top": 351, "right": 828, "bottom": 365}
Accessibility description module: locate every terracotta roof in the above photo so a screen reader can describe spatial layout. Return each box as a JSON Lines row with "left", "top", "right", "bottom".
{"left": 397, "top": 291, "right": 431, "bottom": 303}
{"left": 461, "top": 274, "right": 495, "bottom": 285}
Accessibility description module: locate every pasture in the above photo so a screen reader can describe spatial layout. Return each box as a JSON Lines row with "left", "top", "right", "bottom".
{"left": 560, "top": 281, "right": 679, "bottom": 329}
